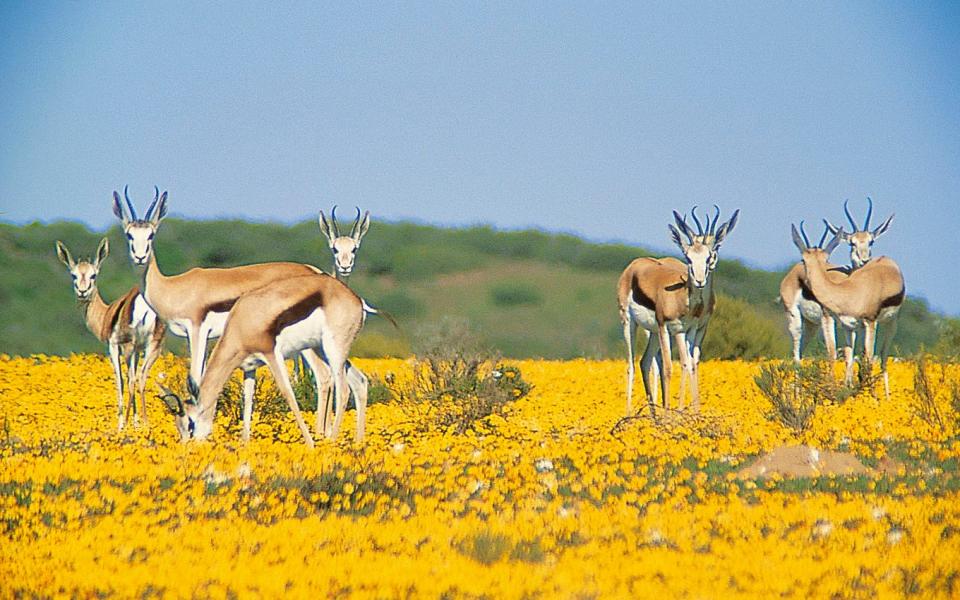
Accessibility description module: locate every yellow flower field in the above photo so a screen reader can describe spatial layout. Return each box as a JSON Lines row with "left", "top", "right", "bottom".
{"left": 1, "top": 354, "right": 959, "bottom": 598}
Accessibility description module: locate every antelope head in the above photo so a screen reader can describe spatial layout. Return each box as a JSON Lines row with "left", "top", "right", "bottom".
{"left": 318, "top": 205, "right": 370, "bottom": 278}
{"left": 823, "top": 198, "right": 893, "bottom": 269}
{"left": 56, "top": 238, "right": 109, "bottom": 301}
{"left": 669, "top": 205, "right": 740, "bottom": 289}
{"left": 791, "top": 220, "right": 842, "bottom": 269}
{"left": 112, "top": 185, "right": 168, "bottom": 266}
{"left": 159, "top": 376, "right": 213, "bottom": 441}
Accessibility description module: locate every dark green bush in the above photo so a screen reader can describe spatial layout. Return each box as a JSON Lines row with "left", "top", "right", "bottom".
{"left": 490, "top": 282, "right": 542, "bottom": 307}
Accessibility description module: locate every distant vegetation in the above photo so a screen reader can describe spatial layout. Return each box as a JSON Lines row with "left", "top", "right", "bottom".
{"left": 0, "top": 218, "right": 954, "bottom": 359}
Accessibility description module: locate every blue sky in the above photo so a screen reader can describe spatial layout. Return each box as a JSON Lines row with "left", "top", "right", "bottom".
{"left": 1, "top": 2, "right": 958, "bottom": 313}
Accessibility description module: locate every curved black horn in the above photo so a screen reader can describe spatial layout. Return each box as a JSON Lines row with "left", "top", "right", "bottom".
{"left": 690, "top": 205, "right": 704, "bottom": 236}
{"left": 124, "top": 185, "right": 138, "bottom": 221}
{"left": 145, "top": 186, "right": 161, "bottom": 221}
{"left": 799, "top": 220, "right": 811, "bottom": 248}
{"left": 708, "top": 204, "right": 721, "bottom": 235}
{"left": 843, "top": 199, "right": 857, "bottom": 232}
{"left": 350, "top": 206, "right": 362, "bottom": 237}
{"left": 330, "top": 205, "right": 341, "bottom": 237}
{"left": 863, "top": 197, "right": 873, "bottom": 231}
{"left": 818, "top": 223, "right": 830, "bottom": 248}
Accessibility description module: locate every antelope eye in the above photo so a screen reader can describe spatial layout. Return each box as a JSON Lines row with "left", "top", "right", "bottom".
{"left": 333, "top": 248, "right": 339, "bottom": 254}
{"left": 126, "top": 233, "right": 133, "bottom": 241}
{"left": 188, "top": 418, "right": 196, "bottom": 436}
{"left": 90, "top": 275, "right": 96, "bottom": 280}
{"left": 147, "top": 233, "right": 154, "bottom": 241}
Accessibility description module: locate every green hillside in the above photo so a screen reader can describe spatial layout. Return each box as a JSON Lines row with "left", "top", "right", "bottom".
{"left": 0, "top": 218, "right": 950, "bottom": 359}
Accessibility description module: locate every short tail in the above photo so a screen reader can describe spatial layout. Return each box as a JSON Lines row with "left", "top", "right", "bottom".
{"left": 361, "top": 298, "right": 400, "bottom": 330}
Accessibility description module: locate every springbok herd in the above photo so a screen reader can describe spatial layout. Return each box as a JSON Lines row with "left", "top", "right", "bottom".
{"left": 55, "top": 191, "right": 904, "bottom": 444}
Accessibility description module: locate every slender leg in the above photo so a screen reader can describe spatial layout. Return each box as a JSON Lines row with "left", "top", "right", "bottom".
{"left": 820, "top": 314, "right": 837, "bottom": 362}
{"left": 622, "top": 314, "right": 637, "bottom": 416}
{"left": 263, "top": 349, "right": 314, "bottom": 448}
{"left": 126, "top": 350, "right": 139, "bottom": 427}
{"left": 657, "top": 324, "right": 672, "bottom": 411}
{"left": 861, "top": 321, "right": 877, "bottom": 387}
{"left": 187, "top": 324, "right": 208, "bottom": 385}
{"left": 136, "top": 329, "right": 164, "bottom": 429}
{"left": 108, "top": 343, "right": 125, "bottom": 431}
{"left": 348, "top": 362, "right": 369, "bottom": 442}
{"left": 639, "top": 330, "right": 660, "bottom": 418}
{"left": 786, "top": 304, "right": 804, "bottom": 362}
{"left": 690, "top": 325, "right": 708, "bottom": 412}
{"left": 690, "top": 342, "right": 702, "bottom": 412}
{"left": 241, "top": 369, "right": 256, "bottom": 442}
{"left": 876, "top": 318, "right": 898, "bottom": 400}
{"left": 301, "top": 349, "right": 332, "bottom": 438}
{"left": 675, "top": 332, "right": 695, "bottom": 411}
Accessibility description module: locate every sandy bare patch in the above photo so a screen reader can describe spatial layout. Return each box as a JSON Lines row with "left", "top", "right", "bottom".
{"left": 736, "top": 445, "right": 904, "bottom": 479}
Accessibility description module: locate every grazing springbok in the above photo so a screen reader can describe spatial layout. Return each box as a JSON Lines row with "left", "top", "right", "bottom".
{"left": 56, "top": 238, "right": 165, "bottom": 430}
{"left": 159, "top": 273, "right": 370, "bottom": 446}
{"left": 115, "top": 187, "right": 371, "bottom": 438}
{"left": 791, "top": 223, "right": 904, "bottom": 398}
{"left": 824, "top": 197, "right": 894, "bottom": 269}
{"left": 618, "top": 206, "right": 739, "bottom": 416}
{"left": 318, "top": 206, "right": 370, "bottom": 281}
{"left": 779, "top": 223, "right": 848, "bottom": 362}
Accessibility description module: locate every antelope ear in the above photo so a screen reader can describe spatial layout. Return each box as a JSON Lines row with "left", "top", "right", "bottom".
{"left": 152, "top": 192, "right": 168, "bottom": 224}
{"left": 872, "top": 214, "right": 894, "bottom": 239}
{"left": 669, "top": 225, "right": 688, "bottom": 252}
{"left": 186, "top": 375, "right": 200, "bottom": 402}
{"left": 354, "top": 210, "right": 371, "bottom": 243}
{"left": 95, "top": 237, "right": 110, "bottom": 267}
{"left": 713, "top": 209, "right": 740, "bottom": 250}
{"left": 791, "top": 224, "right": 807, "bottom": 253}
{"left": 823, "top": 231, "right": 842, "bottom": 255}
{"left": 112, "top": 192, "right": 128, "bottom": 224}
{"left": 318, "top": 211, "right": 334, "bottom": 245}
{"left": 55, "top": 241, "right": 75, "bottom": 268}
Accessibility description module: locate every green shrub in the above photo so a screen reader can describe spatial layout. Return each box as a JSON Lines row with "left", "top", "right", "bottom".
{"left": 702, "top": 294, "right": 789, "bottom": 360}
{"left": 754, "top": 360, "right": 865, "bottom": 432}
{"left": 490, "top": 282, "right": 542, "bottom": 307}
{"left": 387, "top": 319, "right": 532, "bottom": 435}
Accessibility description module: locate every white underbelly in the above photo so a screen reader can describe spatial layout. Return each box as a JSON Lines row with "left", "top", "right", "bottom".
{"left": 798, "top": 298, "right": 823, "bottom": 323}
{"left": 274, "top": 308, "right": 328, "bottom": 359}
{"left": 130, "top": 296, "right": 158, "bottom": 345}
{"left": 877, "top": 305, "right": 901, "bottom": 323}
{"left": 836, "top": 315, "right": 861, "bottom": 331}
{"left": 202, "top": 311, "right": 230, "bottom": 339}
{"left": 628, "top": 301, "right": 658, "bottom": 333}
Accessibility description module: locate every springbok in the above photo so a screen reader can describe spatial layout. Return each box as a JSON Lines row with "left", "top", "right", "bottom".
{"left": 318, "top": 206, "right": 370, "bottom": 281}
{"left": 824, "top": 197, "right": 894, "bottom": 269}
{"left": 56, "top": 238, "right": 165, "bottom": 430}
{"left": 115, "top": 187, "right": 370, "bottom": 438}
{"left": 779, "top": 223, "right": 847, "bottom": 362}
{"left": 791, "top": 222, "right": 904, "bottom": 398}
{"left": 780, "top": 199, "right": 894, "bottom": 362}
{"left": 113, "top": 186, "right": 320, "bottom": 383}
{"left": 618, "top": 206, "right": 739, "bottom": 416}
{"left": 159, "top": 273, "right": 370, "bottom": 446}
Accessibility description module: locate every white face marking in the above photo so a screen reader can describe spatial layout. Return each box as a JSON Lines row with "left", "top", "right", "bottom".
{"left": 684, "top": 244, "right": 714, "bottom": 288}
{"left": 330, "top": 237, "right": 360, "bottom": 276}
{"left": 68, "top": 261, "right": 99, "bottom": 299}
{"left": 847, "top": 231, "right": 873, "bottom": 268}
{"left": 124, "top": 222, "right": 156, "bottom": 265}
